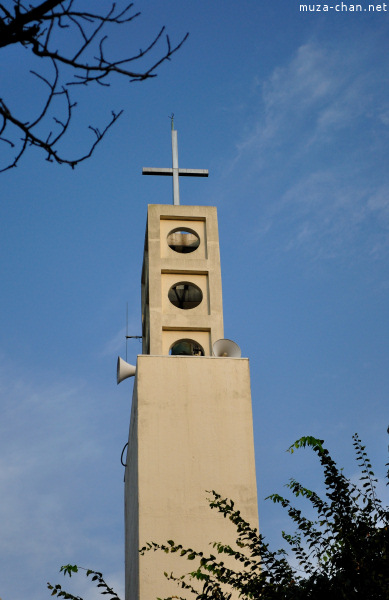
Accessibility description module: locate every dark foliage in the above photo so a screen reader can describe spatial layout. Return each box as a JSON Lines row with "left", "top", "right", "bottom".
{"left": 141, "top": 434, "right": 389, "bottom": 600}
{"left": 48, "top": 434, "right": 389, "bottom": 600}
{"left": 47, "top": 565, "right": 120, "bottom": 600}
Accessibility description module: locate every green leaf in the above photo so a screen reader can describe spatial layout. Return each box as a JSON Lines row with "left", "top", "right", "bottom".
{"left": 60, "top": 565, "right": 78, "bottom": 578}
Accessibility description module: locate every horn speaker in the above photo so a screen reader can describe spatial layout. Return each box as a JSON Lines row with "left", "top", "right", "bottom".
{"left": 117, "top": 356, "right": 136, "bottom": 384}
{"left": 212, "top": 338, "right": 241, "bottom": 358}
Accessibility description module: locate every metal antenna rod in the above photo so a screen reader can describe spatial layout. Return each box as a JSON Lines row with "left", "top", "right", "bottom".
{"left": 125, "top": 303, "right": 141, "bottom": 361}
{"left": 171, "top": 122, "right": 180, "bottom": 205}
{"left": 126, "top": 302, "right": 128, "bottom": 361}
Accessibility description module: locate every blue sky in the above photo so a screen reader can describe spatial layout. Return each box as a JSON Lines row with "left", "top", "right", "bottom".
{"left": 1, "top": 1, "right": 389, "bottom": 598}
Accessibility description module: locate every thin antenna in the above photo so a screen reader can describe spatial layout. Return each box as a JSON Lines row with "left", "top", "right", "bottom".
{"left": 124, "top": 303, "right": 142, "bottom": 360}
{"left": 126, "top": 302, "right": 128, "bottom": 361}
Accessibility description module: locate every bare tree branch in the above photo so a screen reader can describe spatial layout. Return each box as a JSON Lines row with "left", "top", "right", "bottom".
{"left": 0, "top": 1, "right": 188, "bottom": 171}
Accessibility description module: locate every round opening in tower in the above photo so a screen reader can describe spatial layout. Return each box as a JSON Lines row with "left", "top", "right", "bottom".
{"left": 168, "top": 282, "right": 203, "bottom": 309}
{"left": 167, "top": 228, "right": 200, "bottom": 253}
{"left": 170, "top": 339, "right": 205, "bottom": 356}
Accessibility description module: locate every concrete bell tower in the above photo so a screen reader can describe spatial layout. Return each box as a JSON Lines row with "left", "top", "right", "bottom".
{"left": 123, "top": 125, "right": 258, "bottom": 600}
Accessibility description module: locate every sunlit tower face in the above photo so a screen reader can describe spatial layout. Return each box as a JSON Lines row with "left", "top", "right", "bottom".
{"left": 141, "top": 204, "right": 224, "bottom": 357}
{"left": 124, "top": 127, "right": 258, "bottom": 600}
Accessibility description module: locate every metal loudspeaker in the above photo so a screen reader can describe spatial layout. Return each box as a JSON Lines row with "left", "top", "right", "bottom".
{"left": 117, "top": 356, "right": 136, "bottom": 384}
{"left": 212, "top": 338, "right": 241, "bottom": 358}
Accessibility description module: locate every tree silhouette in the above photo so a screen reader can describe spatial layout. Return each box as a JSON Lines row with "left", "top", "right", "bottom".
{"left": 141, "top": 434, "right": 389, "bottom": 600}
{"left": 48, "top": 434, "right": 389, "bottom": 599}
{"left": 0, "top": 1, "right": 188, "bottom": 171}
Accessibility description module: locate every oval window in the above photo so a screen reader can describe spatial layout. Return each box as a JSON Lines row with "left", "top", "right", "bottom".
{"left": 170, "top": 339, "right": 204, "bottom": 356}
{"left": 167, "top": 228, "right": 200, "bottom": 254}
{"left": 168, "top": 282, "right": 203, "bottom": 310}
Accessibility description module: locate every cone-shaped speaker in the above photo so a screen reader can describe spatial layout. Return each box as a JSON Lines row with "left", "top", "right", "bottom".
{"left": 212, "top": 338, "right": 241, "bottom": 358}
{"left": 117, "top": 356, "right": 136, "bottom": 384}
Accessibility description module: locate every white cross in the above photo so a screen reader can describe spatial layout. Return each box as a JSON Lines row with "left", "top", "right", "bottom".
{"left": 142, "top": 123, "right": 208, "bottom": 205}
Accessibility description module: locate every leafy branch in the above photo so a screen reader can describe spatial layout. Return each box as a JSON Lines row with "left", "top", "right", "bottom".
{"left": 47, "top": 564, "right": 121, "bottom": 600}
{"left": 46, "top": 433, "right": 389, "bottom": 600}
{"left": 141, "top": 433, "right": 389, "bottom": 600}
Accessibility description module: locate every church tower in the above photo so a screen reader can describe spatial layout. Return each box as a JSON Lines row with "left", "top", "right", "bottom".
{"left": 122, "top": 125, "right": 258, "bottom": 600}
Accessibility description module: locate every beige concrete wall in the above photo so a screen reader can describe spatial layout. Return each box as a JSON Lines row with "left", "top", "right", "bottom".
{"left": 160, "top": 218, "right": 207, "bottom": 260}
{"left": 141, "top": 205, "right": 224, "bottom": 355}
{"left": 161, "top": 329, "right": 211, "bottom": 356}
{"left": 125, "top": 355, "right": 258, "bottom": 600}
{"left": 124, "top": 382, "right": 139, "bottom": 600}
{"left": 161, "top": 273, "right": 210, "bottom": 316}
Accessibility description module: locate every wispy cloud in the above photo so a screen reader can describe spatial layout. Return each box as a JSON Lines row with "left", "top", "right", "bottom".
{"left": 101, "top": 314, "right": 142, "bottom": 358}
{"left": 228, "top": 38, "right": 389, "bottom": 262}
{"left": 0, "top": 356, "right": 124, "bottom": 600}
{"left": 101, "top": 326, "right": 127, "bottom": 357}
